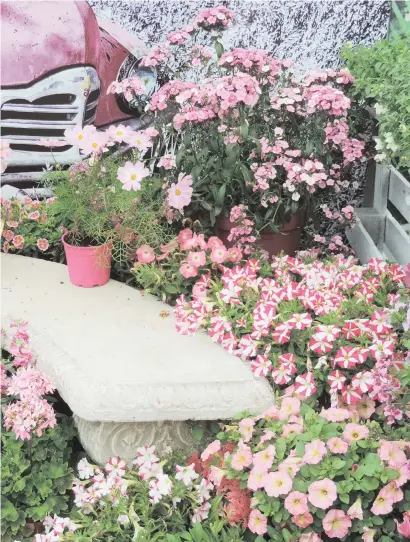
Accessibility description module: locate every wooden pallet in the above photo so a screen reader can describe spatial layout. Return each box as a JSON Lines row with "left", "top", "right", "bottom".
{"left": 347, "top": 163, "right": 410, "bottom": 265}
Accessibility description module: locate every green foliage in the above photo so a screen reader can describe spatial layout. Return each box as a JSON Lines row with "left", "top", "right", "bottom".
{"left": 389, "top": 0, "right": 410, "bottom": 38}
{"left": 1, "top": 416, "right": 76, "bottom": 542}
{"left": 342, "top": 36, "right": 410, "bottom": 173}
{"left": 50, "top": 156, "right": 172, "bottom": 264}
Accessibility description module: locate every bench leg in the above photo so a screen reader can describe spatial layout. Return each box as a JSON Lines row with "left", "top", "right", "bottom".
{"left": 74, "top": 415, "right": 196, "bottom": 466}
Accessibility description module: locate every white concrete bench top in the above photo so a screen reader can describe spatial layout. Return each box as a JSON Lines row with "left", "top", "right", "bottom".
{"left": 1, "top": 254, "right": 273, "bottom": 422}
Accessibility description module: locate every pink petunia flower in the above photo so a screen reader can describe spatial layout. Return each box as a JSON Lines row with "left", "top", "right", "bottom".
{"left": 308, "top": 478, "right": 337, "bottom": 509}
{"left": 263, "top": 470, "right": 293, "bottom": 497}
{"left": 292, "top": 511, "right": 314, "bottom": 528}
{"left": 253, "top": 444, "right": 276, "bottom": 471}
{"left": 210, "top": 247, "right": 227, "bottom": 264}
{"left": 248, "top": 509, "right": 267, "bottom": 535}
{"left": 371, "top": 491, "right": 393, "bottom": 515}
{"left": 303, "top": 439, "right": 327, "bottom": 465}
{"left": 187, "top": 250, "right": 206, "bottom": 268}
{"left": 247, "top": 466, "right": 268, "bottom": 491}
{"left": 37, "top": 238, "right": 49, "bottom": 252}
{"left": 342, "top": 423, "right": 369, "bottom": 443}
{"left": 323, "top": 509, "right": 352, "bottom": 538}
{"left": 201, "top": 439, "right": 220, "bottom": 461}
{"left": 284, "top": 491, "right": 309, "bottom": 515}
{"left": 231, "top": 440, "right": 253, "bottom": 471}
{"left": 327, "top": 437, "right": 349, "bottom": 454}
{"left": 179, "top": 263, "right": 198, "bottom": 279}
{"left": 136, "top": 245, "right": 155, "bottom": 263}
{"left": 239, "top": 418, "right": 255, "bottom": 443}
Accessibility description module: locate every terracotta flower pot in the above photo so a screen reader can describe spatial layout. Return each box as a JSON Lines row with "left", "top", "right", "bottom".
{"left": 62, "top": 233, "right": 112, "bottom": 288}
{"left": 216, "top": 211, "right": 305, "bottom": 257}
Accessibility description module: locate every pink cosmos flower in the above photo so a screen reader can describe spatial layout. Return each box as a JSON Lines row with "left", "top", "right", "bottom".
{"left": 327, "top": 437, "right": 349, "bottom": 454}
{"left": 248, "top": 509, "right": 268, "bottom": 535}
{"left": 293, "top": 512, "right": 314, "bottom": 528}
{"left": 126, "top": 130, "right": 153, "bottom": 151}
{"left": 136, "top": 245, "right": 155, "bottom": 264}
{"left": 239, "top": 418, "right": 254, "bottom": 442}
{"left": 167, "top": 175, "right": 193, "bottom": 210}
{"left": 179, "top": 263, "right": 198, "bottom": 279}
{"left": 187, "top": 250, "right": 206, "bottom": 268}
{"left": 36, "top": 238, "right": 49, "bottom": 252}
{"left": 323, "top": 509, "right": 352, "bottom": 538}
{"left": 263, "top": 471, "right": 293, "bottom": 497}
{"left": 210, "top": 247, "right": 227, "bottom": 264}
{"left": 117, "top": 161, "right": 149, "bottom": 191}
{"left": 308, "top": 479, "right": 337, "bottom": 509}
{"left": 231, "top": 441, "right": 253, "bottom": 471}
{"left": 107, "top": 124, "right": 134, "bottom": 143}
{"left": 253, "top": 444, "right": 276, "bottom": 470}
{"left": 342, "top": 423, "right": 369, "bottom": 443}
{"left": 284, "top": 491, "right": 309, "bottom": 515}
{"left": 158, "top": 154, "right": 176, "bottom": 169}
{"left": 201, "top": 439, "right": 220, "bottom": 461}
{"left": 303, "top": 439, "right": 327, "bottom": 465}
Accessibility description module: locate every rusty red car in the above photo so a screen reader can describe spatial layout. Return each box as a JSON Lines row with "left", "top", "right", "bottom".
{"left": 1, "top": 0, "right": 157, "bottom": 184}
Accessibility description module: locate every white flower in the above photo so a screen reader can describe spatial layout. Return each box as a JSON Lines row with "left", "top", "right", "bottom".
{"left": 191, "top": 501, "right": 211, "bottom": 523}
{"left": 134, "top": 446, "right": 159, "bottom": 468}
{"left": 148, "top": 480, "right": 163, "bottom": 503}
{"left": 292, "top": 192, "right": 301, "bottom": 201}
{"left": 77, "top": 458, "right": 94, "bottom": 480}
{"left": 138, "top": 462, "right": 162, "bottom": 481}
{"left": 156, "top": 473, "right": 173, "bottom": 495}
{"left": 105, "top": 457, "right": 126, "bottom": 478}
{"left": 117, "top": 514, "right": 130, "bottom": 525}
{"left": 374, "top": 102, "right": 386, "bottom": 116}
{"left": 375, "top": 153, "right": 387, "bottom": 162}
{"left": 195, "top": 479, "right": 214, "bottom": 503}
{"left": 175, "top": 464, "right": 198, "bottom": 486}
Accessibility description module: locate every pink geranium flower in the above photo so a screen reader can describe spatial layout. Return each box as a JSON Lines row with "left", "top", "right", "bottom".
{"left": 248, "top": 509, "right": 267, "bottom": 535}
{"left": 303, "top": 439, "right": 327, "bottom": 464}
{"left": 284, "top": 491, "right": 309, "bottom": 515}
{"left": 136, "top": 245, "right": 155, "bottom": 264}
{"left": 308, "top": 478, "right": 337, "bottom": 509}
{"left": 342, "top": 423, "right": 369, "bottom": 443}
{"left": 117, "top": 161, "right": 149, "bottom": 191}
{"left": 263, "top": 471, "right": 293, "bottom": 497}
{"left": 327, "top": 437, "right": 349, "bottom": 454}
{"left": 323, "top": 509, "right": 352, "bottom": 538}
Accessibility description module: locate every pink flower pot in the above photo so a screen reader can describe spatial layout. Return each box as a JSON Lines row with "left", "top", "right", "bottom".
{"left": 62, "top": 233, "right": 112, "bottom": 288}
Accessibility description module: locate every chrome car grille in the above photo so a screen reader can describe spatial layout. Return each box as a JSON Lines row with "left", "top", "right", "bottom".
{"left": 1, "top": 66, "right": 100, "bottom": 181}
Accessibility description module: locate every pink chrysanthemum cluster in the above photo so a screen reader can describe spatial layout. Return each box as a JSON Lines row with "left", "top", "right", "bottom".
{"left": 303, "top": 85, "right": 351, "bottom": 116}
{"left": 174, "top": 253, "right": 409, "bottom": 421}
{"left": 194, "top": 6, "right": 236, "bottom": 29}
{"left": 140, "top": 44, "right": 172, "bottom": 67}
{"left": 2, "top": 321, "right": 57, "bottom": 440}
{"left": 302, "top": 69, "right": 354, "bottom": 87}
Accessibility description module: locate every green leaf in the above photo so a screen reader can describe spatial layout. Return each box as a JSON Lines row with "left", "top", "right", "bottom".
{"left": 385, "top": 468, "right": 399, "bottom": 481}
{"left": 1, "top": 496, "right": 19, "bottom": 522}
{"left": 214, "top": 184, "right": 227, "bottom": 216}
{"left": 239, "top": 164, "right": 252, "bottom": 183}
{"left": 240, "top": 123, "right": 249, "bottom": 139}
{"left": 214, "top": 41, "right": 224, "bottom": 59}
{"left": 192, "top": 426, "right": 204, "bottom": 442}
{"left": 282, "top": 529, "right": 291, "bottom": 541}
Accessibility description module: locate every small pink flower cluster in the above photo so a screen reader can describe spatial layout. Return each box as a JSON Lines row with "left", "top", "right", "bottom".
{"left": 271, "top": 86, "right": 303, "bottom": 113}
{"left": 191, "top": 45, "right": 213, "bottom": 67}
{"left": 72, "top": 456, "right": 128, "bottom": 512}
{"left": 35, "top": 514, "right": 78, "bottom": 542}
{"left": 227, "top": 205, "right": 257, "bottom": 254}
{"left": 107, "top": 77, "right": 145, "bottom": 102}
{"left": 303, "top": 85, "right": 351, "bottom": 116}
{"left": 302, "top": 69, "right": 354, "bottom": 87}
{"left": 140, "top": 43, "right": 172, "bottom": 67}
{"left": 2, "top": 320, "right": 57, "bottom": 440}
{"left": 194, "top": 6, "right": 236, "bottom": 29}
{"left": 1, "top": 138, "right": 11, "bottom": 173}
{"left": 218, "top": 49, "right": 289, "bottom": 84}
{"left": 321, "top": 203, "right": 357, "bottom": 227}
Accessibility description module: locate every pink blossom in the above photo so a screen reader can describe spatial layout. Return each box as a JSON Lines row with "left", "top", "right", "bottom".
{"left": 238, "top": 418, "right": 254, "bottom": 442}
{"left": 293, "top": 512, "right": 314, "bottom": 528}
{"left": 231, "top": 440, "right": 253, "bottom": 470}
{"left": 187, "top": 251, "right": 206, "bottom": 268}
{"left": 303, "top": 439, "right": 327, "bottom": 465}
{"left": 13, "top": 235, "right": 24, "bottom": 249}
{"left": 210, "top": 247, "right": 227, "bottom": 264}
{"left": 308, "top": 479, "right": 337, "bottom": 509}
{"left": 117, "top": 161, "right": 149, "bottom": 191}
{"left": 342, "top": 423, "right": 369, "bottom": 443}
{"left": 371, "top": 491, "right": 393, "bottom": 515}
{"left": 248, "top": 509, "right": 267, "bottom": 535}
{"left": 179, "top": 263, "right": 198, "bottom": 279}
{"left": 158, "top": 154, "right": 176, "bottom": 169}
{"left": 285, "top": 491, "right": 309, "bottom": 515}
{"left": 201, "top": 439, "right": 221, "bottom": 461}
{"left": 253, "top": 444, "right": 276, "bottom": 470}
{"left": 136, "top": 245, "right": 155, "bottom": 264}
{"left": 395, "top": 512, "right": 410, "bottom": 538}
{"left": 37, "top": 238, "right": 49, "bottom": 252}
{"left": 323, "top": 509, "right": 352, "bottom": 538}
{"left": 168, "top": 173, "right": 193, "bottom": 210}
{"left": 263, "top": 470, "right": 293, "bottom": 497}
{"left": 327, "top": 437, "right": 349, "bottom": 454}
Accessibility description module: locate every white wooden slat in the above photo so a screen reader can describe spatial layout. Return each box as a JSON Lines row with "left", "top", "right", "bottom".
{"left": 384, "top": 211, "right": 410, "bottom": 265}
{"left": 373, "top": 163, "right": 390, "bottom": 216}
{"left": 346, "top": 217, "right": 384, "bottom": 264}
{"left": 388, "top": 167, "right": 410, "bottom": 223}
{"left": 381, "top": 244, "right": 396, "bottom": 262}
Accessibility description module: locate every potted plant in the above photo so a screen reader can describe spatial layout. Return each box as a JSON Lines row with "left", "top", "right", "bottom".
{"left": 103, "top": 6, "right": 366, "bottom": 256}
{"left": 49, "top": 156, "right": 172, "bottom": 288}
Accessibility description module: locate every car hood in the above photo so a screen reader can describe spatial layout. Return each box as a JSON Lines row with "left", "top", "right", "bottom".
{"left": 1, "top": 1, "right": 100, "bottom": 87}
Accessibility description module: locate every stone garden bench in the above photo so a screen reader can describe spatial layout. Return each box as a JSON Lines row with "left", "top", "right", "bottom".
{"left": 1, "top": 254, "right": 273, "bottom": 465}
